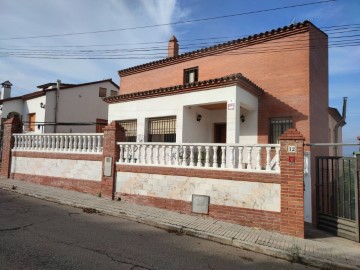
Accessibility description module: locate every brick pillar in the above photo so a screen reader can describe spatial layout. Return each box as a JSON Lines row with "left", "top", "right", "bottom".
{"left": 1, "top": 116, "right": 22, "bottom": 178}
{"left": 279, "top": 128, "right": 305, "bottom": 238}
{"left": 101, "top": 121, "right": 125, "bottom": 199}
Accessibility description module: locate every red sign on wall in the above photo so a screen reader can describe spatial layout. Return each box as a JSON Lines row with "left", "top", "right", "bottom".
{"left": 288, "top": 156, "right": 295, "bottom": 163}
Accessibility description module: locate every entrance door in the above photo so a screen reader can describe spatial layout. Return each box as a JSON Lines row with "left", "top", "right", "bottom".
{"left": 214, "top": 123, "right": 226, "bottom": 143}
{"left": 214, "top": 123, "right": 226, "bottom": 167}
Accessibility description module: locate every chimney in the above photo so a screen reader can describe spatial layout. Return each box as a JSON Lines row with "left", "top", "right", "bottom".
{"left": 1, "top": 80, "right": 12, "bottom": 99}
{"left": 168, "top": 35, "right": 179, "bottom": 58}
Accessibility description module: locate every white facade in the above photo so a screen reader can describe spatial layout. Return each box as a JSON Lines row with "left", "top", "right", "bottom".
{"left": 1, "top": 80, "right": 118, "bottom": 133}
{"left": 108, "top": 85, "right": 258, "bottom": 144}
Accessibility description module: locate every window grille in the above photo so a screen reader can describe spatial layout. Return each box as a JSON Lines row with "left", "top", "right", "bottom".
{"left": 148, "top": 117, "right": 176, "bottom": 142}
{"left": 184, "top": 67, "right": 198, "bottom": 84}
{"left": 118, "top": 120, "right": 137, "bottom": 142}
{"left": 110, "top": 90, "right": 117, "bottom": 96}
{"left": 269, "top": 117, "right": 292, "bottom": 143}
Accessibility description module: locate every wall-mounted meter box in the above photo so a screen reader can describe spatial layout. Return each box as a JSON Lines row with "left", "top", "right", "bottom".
{"left": 104, "top": 157, "right": 113, "bottom": 177}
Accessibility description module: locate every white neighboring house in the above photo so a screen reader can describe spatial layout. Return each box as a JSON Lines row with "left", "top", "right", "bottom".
{"left": 0, "top": 79, "right": 119, "bottom": 133}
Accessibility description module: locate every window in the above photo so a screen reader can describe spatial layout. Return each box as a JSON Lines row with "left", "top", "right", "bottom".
{"left": 99, "top": 87, "right": 107, "bottom": 97}
{"left": 28, "top": 113, "right": 36, "bottom": 132}
{"left": 110, "top": 90, "right": 118, "bottom": 96}
{"left": 148, "top": 117, "right": 176, "bottom": 142}
{"left": 184, "top": 67, "right": 198, "bottom": 84}
{"left": 269, "top": 117, "right": 292, "bottom": 143}
{"left": 118, "top": 120, "right": 137, "bottom": 142}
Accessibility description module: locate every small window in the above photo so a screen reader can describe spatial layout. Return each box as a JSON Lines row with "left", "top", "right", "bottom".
{"left": 184, "top": 67, "right": 198, "bottom": 84}
{"left": 269, "top": 117, "right": 292, "bottom": 143}
{"left": 110, "top": 90, "right": 118, "bottom": 96}
{"left": 148, "top": 117, "right": 176, "bottom": 142}
{"left": 118, "top": 120, "right": 137, "bottom": 142}
{"left": 28, "top": 113, "right": 36, "bottom": 132}
{"left": 99, "top": 87, "right": 107, "bottom": 97}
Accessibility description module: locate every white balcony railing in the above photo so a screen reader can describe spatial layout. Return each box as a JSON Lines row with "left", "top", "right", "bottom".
{"left": 117, "top": 142, "right": 280, "bottom": 173}
{"left": 13, "top": 133, "right": 103, "bottom": 154}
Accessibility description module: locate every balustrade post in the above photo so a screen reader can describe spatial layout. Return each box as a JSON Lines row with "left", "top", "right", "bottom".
{"left": 266, "top": 146, "right": 271, "bottom": 171}
{"left": 92, "top": 135, "right": 96, "bottom": 153}
{"left": 275, "top": 146, "right": 280, "bottom": 171}
{"left": 97, "top": 135, "right": 102, "bottom": 153}
{"left": 51, "top": 135, "right": 56, "bottom": 150}
{"left": 14, "top": 136, "right": 18, "bottom": 150}
{"left": 221, "top": 146, "right": 226, "bottom": 168}
{"left": 125, "top": 145, "right": 129, "bottom": 163}
{"left": 162, "top": 145, "right": 166, "bottom": 165}
{"left": 156, "top": 145, "right": 160, "bottom": 165}
{"left": 149, "top": 145, "right": 153, "bottom": 165}
{"left": 176, "top": 146, "right": 180, "bottom": 166}
{"left": 143, "top": 145, "right": 147, "bottom": 164}
{"left": 68, "top": 136, "right": 73, "bottom": 151}
{"left": 230, "top": 146, "right": 235, "bottom": 168}
{"left": 181, "top": 145, "right": 187, "bottom": 166}
{"left": 63, "top": 135, "right": 67, "bottom": 151}
{"left": 197, "top": 146, "right": 202, "bottom": 167}
{"left": 169, "top": 145, "right": 174, "bottom": 165}
{"left": 238, "top": 146, "right": 243, "bottom": 169}
{"left": 190, "top": 145, "right": 194, "bottom": 166}
{"left": 137, "top": 144, "right": 142, "bottom": 164}
{"left": 247, "top": 146, "right": 252, "bottom": 170}
{"left": 212, "top": 146, "right": 217, "bottom": 168}
{"left": 118, "top": 145, "right": 124, "bottom": 163}
{"left": 205, "top": 146, "right": 210, "bottom": 168}
{"left": 60, "top": 135, "right": 64, "bottom": 151}
{"left": 131, "top": 144, "right": 135, "bottom": 163}
{"left": 87, "top": 135, "right": 91, "bottom": 152}
{"left": 256, "top": 146, "right": 261, "bottom": 170}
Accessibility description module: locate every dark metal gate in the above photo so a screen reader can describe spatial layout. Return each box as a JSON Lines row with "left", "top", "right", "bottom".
{"left": 316, "top": 156, "right": 359, "bottom": 242}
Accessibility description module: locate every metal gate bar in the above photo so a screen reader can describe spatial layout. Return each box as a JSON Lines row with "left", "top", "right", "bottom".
{"left": 316, "top": 156, "right": 359, "bottom": 242}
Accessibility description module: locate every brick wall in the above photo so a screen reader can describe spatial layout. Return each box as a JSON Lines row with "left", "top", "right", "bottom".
{"left": 101, "top": 121, "right": 125, "bottom": 198}
{"left": 1, "top": 116, "right": 22, "bottom": 178}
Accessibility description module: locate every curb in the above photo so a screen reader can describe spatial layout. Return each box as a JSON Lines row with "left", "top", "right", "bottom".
{"left": 1, "top": 185, "right": 359, "bottom": 270}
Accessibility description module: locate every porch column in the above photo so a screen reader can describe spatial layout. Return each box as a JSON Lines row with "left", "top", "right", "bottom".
{"left": 226, "top": 96, "right": 240, "bottom": 144}
{"left": 137, "top": 117, "right": 146, "bottom": 142}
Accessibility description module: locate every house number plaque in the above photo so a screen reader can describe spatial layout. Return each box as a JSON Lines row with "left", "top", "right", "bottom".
{"left": 287, "top": 145, "right": 297, "bottom": 153}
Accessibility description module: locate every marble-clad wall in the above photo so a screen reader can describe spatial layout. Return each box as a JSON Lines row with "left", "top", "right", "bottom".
{"left": 117, "top": 172, "right": 280, "bottom": 212}
{"left": 11, "top": 156, "right": 102, "bottom": 181}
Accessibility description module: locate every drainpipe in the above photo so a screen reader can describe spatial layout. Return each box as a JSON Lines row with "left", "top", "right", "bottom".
{"left": 334, "top": 97, "right": 347, "bottom": 156}
{"left": 54, "top": 79, "right": 61, "bottom": 133}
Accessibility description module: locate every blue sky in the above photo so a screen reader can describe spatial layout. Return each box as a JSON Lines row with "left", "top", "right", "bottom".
{"left": 0, "top": 0, "right": 359, "bottom": 154}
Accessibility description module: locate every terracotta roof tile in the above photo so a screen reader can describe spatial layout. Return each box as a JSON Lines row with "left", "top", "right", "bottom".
{"left": 103, "top": 73, "right": 264, "bottom": 104}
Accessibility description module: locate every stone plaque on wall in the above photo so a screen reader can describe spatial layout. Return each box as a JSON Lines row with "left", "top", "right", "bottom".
{"left": 192, "top": 194, "right": 210, "bottom": 214}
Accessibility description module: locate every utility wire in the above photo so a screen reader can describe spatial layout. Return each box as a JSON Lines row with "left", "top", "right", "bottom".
{"left": 2, "top": 31, "right": 360, "bottom": 56}
{"left": 1, "top": 23, "right": 359, "bottom": 49}
{"left": 0, "top": 0, "right": 335, "bottom": 40}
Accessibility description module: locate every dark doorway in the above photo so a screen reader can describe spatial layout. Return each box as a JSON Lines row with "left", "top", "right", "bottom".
{"left": 214, "top": 123, "right": 226, "bottom": 143}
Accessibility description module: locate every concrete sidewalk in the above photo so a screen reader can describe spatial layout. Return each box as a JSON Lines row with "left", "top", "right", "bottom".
{"left": 1, "top": 178, "right": 359, "bottom": 270}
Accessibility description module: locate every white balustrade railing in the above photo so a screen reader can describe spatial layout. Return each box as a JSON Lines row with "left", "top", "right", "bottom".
{"left": 13, "top": 133, "right": 103, "bottom": 154}
{"left": 117, "top": 142, "right": 280, "bottom": 173}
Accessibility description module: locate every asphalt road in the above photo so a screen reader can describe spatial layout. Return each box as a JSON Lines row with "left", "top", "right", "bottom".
{"left": 0, "top": 189, "right": 316, "bottom": 270}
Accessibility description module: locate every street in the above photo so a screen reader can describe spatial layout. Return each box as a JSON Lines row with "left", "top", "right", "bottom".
{"left": 0, "top": 190, "right": 315, "bottom": 270}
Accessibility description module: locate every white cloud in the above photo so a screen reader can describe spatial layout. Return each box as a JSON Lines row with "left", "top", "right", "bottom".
{"left": 0, "top": 0, "right": 184, "bottom": 94}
